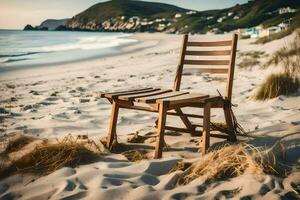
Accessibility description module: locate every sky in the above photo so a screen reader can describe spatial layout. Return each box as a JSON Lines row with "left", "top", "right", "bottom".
{"left": 0, "top": 0, "right": 248, "bottom": 30}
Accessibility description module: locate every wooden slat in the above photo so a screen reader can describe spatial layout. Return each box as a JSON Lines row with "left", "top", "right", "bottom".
{"left": 187, "top": 40, "right": 232, "bottom": 47}
{"left": 184, "top": 60, "right": 230, "bottom": 65}
{"left": 157, "top": 93, "right": 209, "bottom": 105}
{"left": 118, "top": 89, "right": 173, "bottom": 101}
{"left": 104, "top": 88, "right": 160, "bottom": 98}
{"left": 135, "top": 91, "right": 189, "bottom": 103}
{"left": 100, "top": 87, "right": 153, "bottom": 98}
{"left": 165, "top": 126, "right": 195, "bottom": 134}
{"left": 184, "top": 68, "right": 228, "bottom": 74}
{"left": 185, "top": 50, "right": 231, "bottom": 56}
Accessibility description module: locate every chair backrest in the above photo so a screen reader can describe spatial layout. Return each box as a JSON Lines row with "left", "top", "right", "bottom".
{"left": 173, "top": 34, "right": 238, "bottom": 101}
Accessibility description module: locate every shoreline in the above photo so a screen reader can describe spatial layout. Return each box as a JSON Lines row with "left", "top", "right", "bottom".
{"left": 0, "top": 33, "right": 163, "bottom": 81}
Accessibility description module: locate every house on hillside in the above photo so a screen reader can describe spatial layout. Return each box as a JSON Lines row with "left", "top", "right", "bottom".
{"left": 217, "top": 16, "right": 227, "bottom": 23}
{"left": 278, "top": 7, "right": 297, "bottom": 14}
{"left": 175, "top": 13, "right": 182, "bottom": 18}
{"left": 186, "top": 11, "right": 197, "bottom": 15}
{"left": 240, "top": 22, "right": 290, "bottom": 38}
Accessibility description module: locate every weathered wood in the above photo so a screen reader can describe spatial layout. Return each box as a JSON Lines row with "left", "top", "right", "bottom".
{"left": 165, "top": 125, "right": 195, "bottom": 134}
{"left": 106, "top": 101, "right": 119, "bottom": 149}
{"left": 118, "top": 89, "right": 172, "bottom": 101}
{"left": 157, "top": 93, "right": 209, "bottom": 105}
{"left": 185, "top": 50, "right": 231, "bottom": 56}
{"left": 223, "top": 105, "right": 237, "bottom": 142}
{"left": 154, "top": 102, "right": 168, "bottom": 159}
{"left": 104, "top": 88, "right": 160, "bottom": 99}
{"left": 102, "top": 34, "right": 238, "bottom": 159}
{"left": 175, "top": 108, "right": 195, "bottom": 133}
{"left": 135, "top": 91, "right": 189, "bottom": 103}
{"left": 100, "top": 87, "right": 153, "bottom": 98}
{"left": 184, "top": 68, "right": 228, "bottom": 74}
{"left": 184, "top": 60, "right": 230, "bottom": 65}
{"left": 201, "top": 102, "right": 211, "bottom": 154}
{"left": 173, "top": 34, "right": 189, "bottom": 91}
{"left": 226, "top": 34, "right": 238, "bottom": 101}
{"left": 187, "top": 40, "right": 232, "bottom": 47}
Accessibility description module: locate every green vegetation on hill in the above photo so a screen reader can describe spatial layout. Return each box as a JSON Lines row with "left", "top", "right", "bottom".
{"left": 25, "top": 0, "right": 300, "bottom": 34}
{"left": 69, "top": 0, "right": 188, "bottom": 24}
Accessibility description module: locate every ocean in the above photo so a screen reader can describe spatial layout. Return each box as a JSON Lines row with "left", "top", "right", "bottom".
{"left": 0, "top": 30, "right": 137, "bottom": 72}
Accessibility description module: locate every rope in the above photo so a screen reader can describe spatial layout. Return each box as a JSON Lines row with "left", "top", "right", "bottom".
{"left": 215, "top": 90, "right": 247, "bottom": 136}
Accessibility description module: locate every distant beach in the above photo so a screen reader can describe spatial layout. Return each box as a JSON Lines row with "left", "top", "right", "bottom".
{"left": 0, "top": 30, "right": 137, "bottom": 73}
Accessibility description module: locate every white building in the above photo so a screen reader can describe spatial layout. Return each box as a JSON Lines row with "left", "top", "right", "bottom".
{"left": 186, "top": 10, "right": 197, "bottom": 15}
{"left": 233, "top": 16, "right": 240, "bottom": 20}
{"left": 206, "top": 16, "right": 213, "bottom": 20}
{"left": 217, "top": 16, "right": 226, "bottom": 23}
{"left": 228, "top": 12, "right": 234, "bottom": 17}
{"left": 279, "top": 7, "right": 297, "bottom": 14}
{"left": 175, "top": 13, "right": 182, "bottom": 18}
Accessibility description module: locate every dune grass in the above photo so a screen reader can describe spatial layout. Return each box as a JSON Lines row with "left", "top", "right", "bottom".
{"left": 2, "top": 135, "right": 37, "bottom": 155}
{"left": 254, "top": 29, "right": 300, "bottom": 100}
{"left": 254, "top": 29, "right": 292, "bottom": 44}
{"left": 176, "top": 144, "right": 277, "bottom": 185}
{"left": 0, "top": 135, "right": 102, "bottom": 176}
{"left": 237, "top": 50, "right": 267, "bottom": 70}
{"left": 254, "top": 73, "right": 299, "bottom": 100}
{"left": 238, "top": 58, "right": 260, "bottom": 70}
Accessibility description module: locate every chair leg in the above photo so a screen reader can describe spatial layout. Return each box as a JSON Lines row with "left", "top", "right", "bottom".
{"left": 224, "top": 106, "right": 237, "bottom": 142}
{"left": 201, "top": 102, "right": 211, "bottom": 154}
{"left": 154, "top": 102, "right": 168, "bottom": 159}
{"left": 106, "top": 101, "right": 120, "bottom": 149}
{"left": 175, "top": 108, "right": 197, "bottom": 135}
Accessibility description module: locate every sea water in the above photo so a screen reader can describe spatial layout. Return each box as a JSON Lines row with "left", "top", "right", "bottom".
{"left": 0, "top": 30, "right": 137, "bottom": 72}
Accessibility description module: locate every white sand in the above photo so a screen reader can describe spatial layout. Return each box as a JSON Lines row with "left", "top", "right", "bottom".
{"left": 0, "top": 33, "right": 300, "bottom": 199}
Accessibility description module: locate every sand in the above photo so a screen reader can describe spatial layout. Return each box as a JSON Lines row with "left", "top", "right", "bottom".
{"left": 0, "top": 33, "right": 299, "bottom": 199}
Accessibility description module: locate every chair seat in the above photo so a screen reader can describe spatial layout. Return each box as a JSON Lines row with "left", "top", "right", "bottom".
{"left": 100, "top": 87, "right": 223, "bottom": 106}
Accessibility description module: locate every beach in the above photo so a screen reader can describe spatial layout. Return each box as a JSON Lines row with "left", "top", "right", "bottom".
{"left": 0, "top": 33, "right": 300, "bottom": 199}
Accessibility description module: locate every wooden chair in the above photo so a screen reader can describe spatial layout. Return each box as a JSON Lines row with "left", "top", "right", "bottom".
{"left": 100, "top": 34, "right": 238, "bottom": 159}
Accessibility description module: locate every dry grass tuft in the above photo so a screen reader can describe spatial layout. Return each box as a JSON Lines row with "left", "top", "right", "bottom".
{"left": 122, "top": 149, "right": 149, "bottom": 162}
{"left": 7, "top": 136, "right": 102, "bottom": 175}
{"left": 127, "top": 132, "right": 148, "bottom": 144}
{"left": 169, "top": 161, "right": 192, "bottom": 173}
{"left": 254, "top": 73, "right": 299, "bottom": 100}
{"left": 177, "top": 144, "right": 277, "bottom": 185}
{"left": 263, "top": 29, "right": 300, "bottom": 75}
{"left": 237, "top": 51, "right": 267, "bottom": 70}
{"left": 255, "top": 30, "right": 300, "bottom": 100}
{"left": 2, "top": 135, "right": 37, "bottom": 155}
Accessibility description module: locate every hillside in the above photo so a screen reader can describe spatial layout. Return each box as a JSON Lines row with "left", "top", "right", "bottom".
{"left": 25, "top": 0, "right": 300, "bottom": 34}
{"left": 66, "top": 0, "right": 188, "bottom": 31}
{"left": 173, "top": 0, "right": 300, "bottom": 33}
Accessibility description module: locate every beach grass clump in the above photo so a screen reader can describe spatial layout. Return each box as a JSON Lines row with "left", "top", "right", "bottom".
{"left": 177, "top": 144, "right": 277, "bottom": 185}
{"left": 9, "top": 136, "right": 102, "bottom": 175}
{"left": 254, "top": 30, "right": 300, "bottom": 100}
{"left": 237, "top": 51, "right": 267, "bottom": 70}
{"left": 263, "top": 29, "right": 300, "bottom": 75}
{"left": 122, "top": 149, "right": 149, "bottom": 162}
{"left": 254, "top": 73, "right": 299, "bottom": 100}
{"left": 238, "top": 58, "right": 260, "bottom": 69}
{"left": 1, "top": 134, "right": 37, "bottom": 155}
{"left": 238, "top": 50, "right": 267, "bottom": 59}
